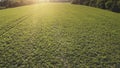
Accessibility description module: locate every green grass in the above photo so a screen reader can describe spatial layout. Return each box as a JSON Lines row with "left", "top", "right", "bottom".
{"left": 0, "top": 3, "right": 120, "bottom": 68}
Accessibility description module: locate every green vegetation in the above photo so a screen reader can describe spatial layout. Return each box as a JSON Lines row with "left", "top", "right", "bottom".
{"left": 72, "top": 0, "right": 120, "bottom": 12}
{"left": 0, "top": 0, "right": 38, "bottom": 8}
{"left": 0, "top": 0, "right": 70, "bottom": 8}
{"left": 0, "top": 3, "right": 120, "bottom": 68}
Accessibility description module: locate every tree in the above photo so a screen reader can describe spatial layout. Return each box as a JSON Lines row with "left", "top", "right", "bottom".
{"left": 0, "top": 0, "right": 39, "bottom": 8}
{"left": 71, "top": 0, "right": 120, "bottom": 12}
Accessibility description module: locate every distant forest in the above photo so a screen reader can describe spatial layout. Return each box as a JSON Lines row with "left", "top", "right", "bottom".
{"left": 0, "top": 0, "right": 120, "bottom": 12}
{"left": 0, "top": 0, "right": 39, "bottom": 8}
{"left": 0, "top": 0, "right": 70, "bottom": 8}
{"left": 72, "top": 0, "right": 120, "bottom": 12}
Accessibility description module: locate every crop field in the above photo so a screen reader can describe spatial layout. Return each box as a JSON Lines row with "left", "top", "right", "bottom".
{"left": 0, "top": 3, "right": 120, "bottom": 68}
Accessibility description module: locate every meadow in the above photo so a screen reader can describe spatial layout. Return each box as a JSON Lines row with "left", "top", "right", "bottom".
{"left": 0, "top": 3, "right": 120, "bottom": 68}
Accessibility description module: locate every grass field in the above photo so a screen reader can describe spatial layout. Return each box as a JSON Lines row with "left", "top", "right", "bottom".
{"left": 0, "top": 3, "right": 120, "bottom": 68}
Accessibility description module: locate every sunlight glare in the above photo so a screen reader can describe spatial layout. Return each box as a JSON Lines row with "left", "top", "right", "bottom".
{"left": 39, "top": 0, "right": 50, "bottom": 2}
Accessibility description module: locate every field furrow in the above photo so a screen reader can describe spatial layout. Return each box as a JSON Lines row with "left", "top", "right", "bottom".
{"left": 0, "top": 15, "right": 30, "bottom": 36}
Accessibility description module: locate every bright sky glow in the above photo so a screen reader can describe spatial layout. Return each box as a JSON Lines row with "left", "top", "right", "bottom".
{"left": 39, "top": 0, "right": 50, "bottom": 2}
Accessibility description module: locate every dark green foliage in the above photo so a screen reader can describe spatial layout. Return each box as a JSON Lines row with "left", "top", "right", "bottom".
{"left": 72, "top": 0, "right": 120, "bottom": 12}
{"left": 83, "top": 0, "right": 90, "bottom": 6}
{"left": 111, "top": 0, "right": 120, "bottom": 12}
{"left": 89, "top": 0, "right": 96, "bottom": 7}
{"left": 105, "top": 1, "right": 113, "bottom": 10}
{"left": 0, "top": 0, "right": 38, "bottom": 8}
{"left": 0, "top": 0, "right": 70, "bottom": 8}
{"left": 96, "top": 0, "right": 106, "bottom": 9}
{"left": 71, "top": 0, "right": 78, "bottom": 4}
{"left": 118, "top": 1, "right": 120, "bottom": 8}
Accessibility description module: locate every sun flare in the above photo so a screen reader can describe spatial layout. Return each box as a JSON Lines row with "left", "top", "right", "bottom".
{"left": 39, "top": 0, "right": 50, "bottom": 2}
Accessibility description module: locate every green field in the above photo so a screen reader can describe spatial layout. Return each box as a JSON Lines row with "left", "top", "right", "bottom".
{"left": 0, "top": 3, "right": 120, "bottom": 68}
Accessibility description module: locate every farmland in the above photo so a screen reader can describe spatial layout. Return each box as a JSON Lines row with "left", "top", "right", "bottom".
{"left": 0, "top": 3, "right": 120, "bottom": 68}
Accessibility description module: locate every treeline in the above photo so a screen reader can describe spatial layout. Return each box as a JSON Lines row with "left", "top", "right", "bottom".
{"left": 0, "top": 0, "right": 38, "bottom": 8}
{"left": 72, "top": 0, "right": 120, "bottom": 12}
{"left": 50, "top": 0, "right": 70, "bottom": 2}
{"left": 0, "top": 0, "right": 70, "bottom": 8}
